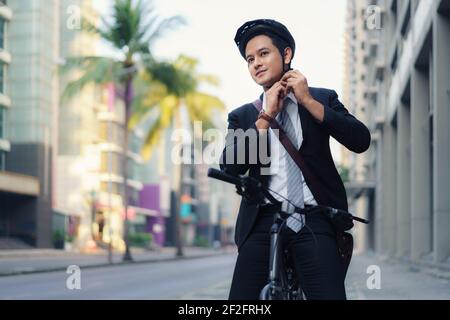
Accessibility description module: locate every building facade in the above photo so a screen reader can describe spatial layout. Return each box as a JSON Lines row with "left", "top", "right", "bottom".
{"left": 345, "top": 0, "right": 450, "bottom": 267}
{"left": 342, "top": 0, "right": 377, "bottom": 253}
{"left": 1, "top": 0, "right": 152, "bottom": 251}
{"left": 1, "top": 0, "right": 60, "bottom": 248}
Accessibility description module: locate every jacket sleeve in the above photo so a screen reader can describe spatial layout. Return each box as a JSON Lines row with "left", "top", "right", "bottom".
{"left": 219, "top": 110, "right": 263, "bottom": 176}
{"left": 321, "top": 90, "right": 371, "bottom": 153}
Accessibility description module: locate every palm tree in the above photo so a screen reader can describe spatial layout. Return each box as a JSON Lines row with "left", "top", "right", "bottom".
{"left": 60, "top": 0, "right": 185, "bottom": 261}
{"left": 129, "top": 54, "right": 226, "bottom": 256}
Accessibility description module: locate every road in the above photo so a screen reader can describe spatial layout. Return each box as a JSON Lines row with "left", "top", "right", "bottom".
{"left": 0, "top": 255, "right": 236, "bottom": 300}
{"left": 1, "top": 252, "right": 449, "bottom": 300}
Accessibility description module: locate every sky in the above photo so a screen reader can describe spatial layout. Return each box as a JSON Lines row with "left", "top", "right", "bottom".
{"left": 93, "top": 0, "right": 347, "bottom": 112}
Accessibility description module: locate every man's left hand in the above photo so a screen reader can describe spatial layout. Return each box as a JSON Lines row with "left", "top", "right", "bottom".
{"left": 281, "top": 70, "right": 313, "bottom": 105}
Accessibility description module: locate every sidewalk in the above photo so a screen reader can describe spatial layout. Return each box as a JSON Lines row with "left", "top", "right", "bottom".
{"left": 178, "top": 251, "right": 450, "bottom": 300}
{"left": 0, "top": 246, "right": 237, "bottom": 277}
{"left": 346, "top": 251, "right": 450, "bottom": 299}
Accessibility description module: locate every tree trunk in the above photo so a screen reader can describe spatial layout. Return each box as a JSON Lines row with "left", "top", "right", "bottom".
{"left": 122, "top": 74, "right": 133, "bottom": 262}
{"left": 174, "top": 109, "right": 184, "bottom": 257}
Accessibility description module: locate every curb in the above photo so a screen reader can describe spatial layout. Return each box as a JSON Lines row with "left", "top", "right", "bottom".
{"left": 0, "top": 252, "right": 234, "bottom": 277}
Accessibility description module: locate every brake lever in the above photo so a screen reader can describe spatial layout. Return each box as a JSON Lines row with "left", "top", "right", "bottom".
{"left": 236, "top": 176, "right": 265, "bottom": 204}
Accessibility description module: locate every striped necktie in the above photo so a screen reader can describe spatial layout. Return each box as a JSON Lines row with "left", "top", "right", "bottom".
{"left": 280, "top": 99, "right": 305, "bottom": 233}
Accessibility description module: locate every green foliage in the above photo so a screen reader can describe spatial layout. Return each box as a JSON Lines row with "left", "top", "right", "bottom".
{"left": 60, "top": 0, "right": 186, "bottom": 102}
{"left": 128, "top": 232, "right": 153, "bottom": 248}
{"left": 193, "top": 235, "right": 210, "bottom": 248}
{"left": 52, "top": 230, "right": 64, "bottom": 242}
{"left": 52, "top": 230, "right": 65, "bottom": 249}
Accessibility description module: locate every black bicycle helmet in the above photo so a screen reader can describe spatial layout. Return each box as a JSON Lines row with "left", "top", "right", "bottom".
{"left": 234, "top": 19, "right": 296, "bottom": 59}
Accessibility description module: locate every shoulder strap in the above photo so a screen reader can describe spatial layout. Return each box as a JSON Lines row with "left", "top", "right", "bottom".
{"left": 251, "top": 97, "right": 330, "bottom": 205}
{"left": 269, "top": 116, "right": 331, "bottom": 206}
{"left": 252, "top": 99, "right": 263, "bottom": 112}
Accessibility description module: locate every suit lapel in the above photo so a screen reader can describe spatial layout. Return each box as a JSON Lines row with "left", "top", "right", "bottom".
{"left": 297, "top": 103, "right": 310, "bottom": 151}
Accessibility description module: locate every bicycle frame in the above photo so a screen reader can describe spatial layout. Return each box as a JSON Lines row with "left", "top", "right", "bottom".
{"left": 259, "top": 210, "right": 305, "bottom": 300}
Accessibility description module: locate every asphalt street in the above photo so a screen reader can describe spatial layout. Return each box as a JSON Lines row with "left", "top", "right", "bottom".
{"left": 0, "top": 252, "right": 449, "bottom": 300}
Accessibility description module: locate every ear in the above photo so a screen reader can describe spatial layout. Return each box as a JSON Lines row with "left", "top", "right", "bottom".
{"left": 283, "top": 47, "right": 293, "bottom": 65}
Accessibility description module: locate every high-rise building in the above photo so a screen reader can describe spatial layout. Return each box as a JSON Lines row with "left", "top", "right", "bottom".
{"left": 0, "top": 1, "right": 43, "bottom": 249}
{"left": 1, "top": 0, "right": 150, "bottom": 251}
{"left": 1, "top": 0, "right": 61, "bottom": 248}
{"left": 345, "top": 0, "right": 450, "bottom": 267}
{"left": 342, "top": 0, "right": 378, "bottom": 253}
{"left": 56, "top": 0, "right": 150, "bottom": 251}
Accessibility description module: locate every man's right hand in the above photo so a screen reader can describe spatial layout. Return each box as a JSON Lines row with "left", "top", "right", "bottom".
{"left": 265, "top": 81, "right": 288, "bottom": 118}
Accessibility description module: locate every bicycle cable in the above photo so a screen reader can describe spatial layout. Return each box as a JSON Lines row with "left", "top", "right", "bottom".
{"left": 264, "top": 187, "right": 320, "bottom": 269}
{"left": 266, "top": 187, "right": 319, "bottom": 246}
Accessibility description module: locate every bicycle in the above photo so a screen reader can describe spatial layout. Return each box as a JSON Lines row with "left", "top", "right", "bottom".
{"left": 207, "top": 168, "right": 369, "bottom": 300}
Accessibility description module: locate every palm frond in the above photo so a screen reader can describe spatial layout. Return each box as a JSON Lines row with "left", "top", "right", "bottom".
{"left": 142, "top": 15, "right": 186, "bottom": 46}
{"left": 184, "top": 92, "right": 226, "bottom": 124}
{"left": 128, "top": 78, "right": 168, "bottom": 129}
{"left": 60, "top": 56, "right": 121, "bottom": 102}
{"left": 81, "top": 14, "right": 115, "bottom": 44}
{"left": 145, "top": 60, "right": 196, "bottom": 96}
{"left": 109, "top": 0, "right": 140, "bottom": 49}
{"left": 140, "top": 98, "right": 177, "bottom": 160}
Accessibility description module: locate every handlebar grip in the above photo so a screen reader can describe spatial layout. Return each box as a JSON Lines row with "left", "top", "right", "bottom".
{"left": 207, "top": 168, "right": 242, "bottom": 186}
{"left": 334, "top": 207, "right": 370, "bottom": 224}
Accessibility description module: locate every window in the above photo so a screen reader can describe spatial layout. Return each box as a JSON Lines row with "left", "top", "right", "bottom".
{"left": 0, "top": 17, "right": 5, "bottom": 50}
{"left": 0, "top": 64, "right": 4, "bottom": 94}
{"left": 99, "top": 121, "right": 124, "bottom": 144}
{"left": 0, "top": 106, "right": 4, "bottom": 139}
{"left": 100, "top": 181, "right": 121, "bottom": 195}
{"left": 391, "top": 47, "right": 398, "bottom": 72}
{"left": 0, "top": 151, "right": 5, "bottom": 171}
{"left": 100, "top": 151, "right": 122, "bottom": 176}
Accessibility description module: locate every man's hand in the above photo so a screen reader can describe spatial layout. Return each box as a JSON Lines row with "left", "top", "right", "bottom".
{"left": 265, "top": 81, "right": 288, "bottom": 118}
{"left": 281, "top": 70, "right": 313, "bottom": 105}
{"left": 282, "top": 70, "right": 325, "bottom": 123}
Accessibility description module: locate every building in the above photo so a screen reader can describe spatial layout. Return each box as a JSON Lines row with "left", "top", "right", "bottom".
{"left": 1, "top": 0, "right": 152, "bottom": 251}
{"left": 342, "top": 0, "right": 377, "bottom": 253}
{"left": 93, "top": 83, "right": 149, "bottom": 251}
{"left": 345, "top": 0, "right": 450, "bottom": 267}
{"left": 0, "top": 0, "right": 61, "bottom": 248}
{"left": 55, "top": 0, "right": 103, "bottom": 250}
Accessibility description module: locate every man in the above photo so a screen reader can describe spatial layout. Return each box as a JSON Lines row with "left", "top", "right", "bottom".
{"left": 220, "top": 19, "right": 371, "bottom": 300}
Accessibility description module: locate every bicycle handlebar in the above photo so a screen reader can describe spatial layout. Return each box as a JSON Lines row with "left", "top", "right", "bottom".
{"left": 207, "top": 168, "right": 370, "bottom": 224}
{"left": 208, "top": 168, "right": 280, "bottom": 206}
{"left": 207, "top": 168, "right": 244, "bottom": 187}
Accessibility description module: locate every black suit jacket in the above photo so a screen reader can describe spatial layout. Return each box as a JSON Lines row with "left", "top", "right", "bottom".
{"left": 220, "top": 87, "right": 371, "bottom": 250}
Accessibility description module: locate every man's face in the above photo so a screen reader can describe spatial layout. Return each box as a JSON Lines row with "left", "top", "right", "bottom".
{"left": 245, "top": 34, "right": 291, "bottom": 89}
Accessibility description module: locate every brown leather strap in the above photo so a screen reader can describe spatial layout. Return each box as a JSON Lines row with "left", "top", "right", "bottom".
{"left": 269, "top": 119, "right": 330, "bottom": 205}
{"left": 252, "top": 99, "right": 330, "bottom": 205}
